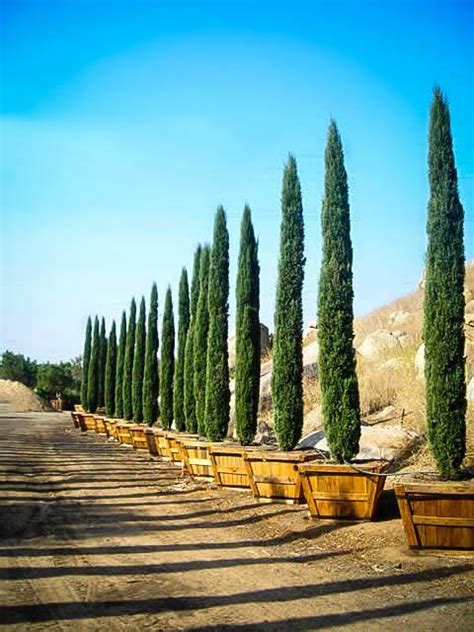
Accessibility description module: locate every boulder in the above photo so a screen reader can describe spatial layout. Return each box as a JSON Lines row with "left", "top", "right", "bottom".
{"left": 415, "top": 343, "right": 425, "bottom": 379}
{"left": 357, "top": 329, "right": 405, "bottom": 360}
{"left": 228, "top": 323, "right": 271, "bottom": 370}
{"left": 467, "top": 378, "right": 474, "bottom": 404}
{"left": 388, "top": 310, "right": 411, "bottom": 327}
{"left": 303, "top": 340, "right": 319, "bottom": 378}
{"left": 302, "top": 404, "right": 323, "bottom": 436}
{"left": 379, "top": 358, "right": 403, "bottom": 371}
{"left": 303, "top": 321, "right": 318, "bottom": 345}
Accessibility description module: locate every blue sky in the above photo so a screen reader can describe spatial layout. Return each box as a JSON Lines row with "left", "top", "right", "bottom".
{"left": 1, "top": 0, "right": 473, "bottom": 362}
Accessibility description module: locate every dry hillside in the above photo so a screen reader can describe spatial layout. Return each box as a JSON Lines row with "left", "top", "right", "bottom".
{"left": 0, "top": 379, "right": 53, "bottom": 412}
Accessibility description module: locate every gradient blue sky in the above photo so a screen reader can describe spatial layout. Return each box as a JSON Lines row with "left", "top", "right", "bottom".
{"left": 1, "top": 0, "right": 473, "bottom": 362}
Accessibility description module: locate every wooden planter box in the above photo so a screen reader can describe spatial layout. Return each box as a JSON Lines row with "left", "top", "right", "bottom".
{"left": 93, "top": 415, "right": 107, "bottom": 434}
{"left": 104, "top": 418, "right": 117, "bottom": 439}
{"left": 394, "top": 482, "right": 474, "bottom": 550}
{"left": 82, "top": 413, "right": 97, "bottom": 432}
{"left": 150, "top": 429, "right": 168, "bottom": 459}
{"left": 180, "top": 439, "right": 213, "bottom": 479}
{"left": 243, "top": 451, "right": 321, "bottom": 504}
{"left": 74, "top": 404, "right": 85, "bottom": 413}
{"left": 143, "top": 428, "right": 158, "bottom": 456}
{"left": 208, "top": 444, "right": 250, "bottom": 488}
{"left": 130, "top": 425, "right": 149, "bottom": 450}
{"left": 116, "top": 422, "right": 134, "bottom": 445}
{"left": 70, "top": 412, "right": 80, "bottom": 429}
{"left": 75, "top": 413, "right": 87, "bottom": 432}
{"left": 297, "top": 461, "right": 389, "bottom": 520}
{"left": 167, "top": 432, "right": 185, "bottom": 465}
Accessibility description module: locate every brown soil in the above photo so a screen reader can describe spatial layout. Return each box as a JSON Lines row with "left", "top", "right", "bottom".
{"left": 0, "top": 379, "right": 53, "bottom": 413}
{"left": 1, "top": 403, "right": 473, "bottom": 631}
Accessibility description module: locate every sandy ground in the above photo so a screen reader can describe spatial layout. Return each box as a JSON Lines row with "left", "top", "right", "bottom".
{"left": 0, "top": 403, "right": 472, "bottom": 631}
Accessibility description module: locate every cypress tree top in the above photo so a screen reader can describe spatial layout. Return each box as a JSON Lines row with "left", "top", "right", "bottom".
{"left": 123, "top": 298, "right": 136, "bottom": 420}
{"left": 80, "top": 316, "right": 92, "bottom": 409}
{"left": 424, "top": 87, "right": 466, "bottom": 479}
{"left": 318, "top": 121, "right": 360, "bottom": 463}
{"left": 104, "top": 320, "right": 117, "bottom": 418}
{"left": 98, "top": 317, "right": 107, "bottom": 408}
{"left": 194, "top": 244, "right": 211, "bottom": 436}
{"left": 115, "top": 311, "right": 127, "bottom": 418}
{"left": 132, "top": 296, "right": 146, "bottom": 422}
{"left": 87, "top": 316, "right": 100, "bottom": 413}
{"left": 174, "top": 268, "right": 190, "bottom": 431}
{"left": 184, "top": 245, "right": 203, "bottom": 433}
{"left": 272, "top": 155, "right": 305, "bottom": 451}
{"left": 160, "top": 286, "right": 175, "bottom": 429}
{"left": 143, "top": 283, "right": 159, "bottom": 425}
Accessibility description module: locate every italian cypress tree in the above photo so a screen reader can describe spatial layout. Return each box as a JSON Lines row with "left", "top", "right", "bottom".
{"left": 184, "top": 245, "right": 202, "bottom": 432}
{"left": 318, "top": 121, "right": 360, "bottom": 463}
{"left": 132, "top": 297, "right": 146, "bottom": 422}
{"left": 160, "top": 287, "right": 175, "bottom": 429}
{"left": 205, "top": 207, "right": 230, "bottom": 441}
{"left": 272, "top": 155, "right": 305, "bottom": 451}
{"left": 115, "top": 311, "right": 127, "bottom": 418}
{"left": 98, "top": 317, "right": 107, "bottom": 408}
{"left": 424, "top": 88, "right": 466, "bottom": 480}
{"left": 80, "top": 317, "right": 92, "bottom": 409}
{"left": 123, "top": 298, "right": 136, "bottom": 420}
{"left": 235, "top": 205, "right": 260, "bottom": 445}
{"left": 173, "top": 269, "right": 190, "bottom": 431}
{"left": 87, "top": 316, "right": 100, "bottom": 413}
{"left": 194, "top": 245, "right": 211, "bottom": 436}
{"left": 143, "top": 283, "right": 159, "bottom": 425}
{"left": 104, "top": 320, "right": 117, "bottom": 418}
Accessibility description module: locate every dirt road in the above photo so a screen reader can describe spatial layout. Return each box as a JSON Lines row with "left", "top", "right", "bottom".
{"left": 0, "top": 403, "right": 472, "bottom": 630}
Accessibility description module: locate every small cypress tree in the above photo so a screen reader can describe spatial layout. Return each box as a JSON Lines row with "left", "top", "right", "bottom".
{"left": 184, "top": 245, "right": 202, "bottom": 432}
{"left": 104, "top": 320, "right": 117, "bottom": 417}
{"left": 318, "top": 122, "right": 360, "bottom": 463}
{"left": 424, "top": 88, "right": 466, "bottom": 480}
{"left": 80, "top": 317, "right": 92, "bottom": 409}
{"left": 123, "top": 298, "right": 136, "bottom": 420}
{"left": 160, "top": 287, "right": 175, "bottom": 429}
{"left": 235, "top": 205, "right": 260, "bottom": 445}
{"left": 173, "top": 269, "right": 190, "bottom": 431}
{"left": 272, "top": 155, "right": 305, "bottom": 451}
{"left": 143, "top": 283, "right": 159, "bottom": 425}
{"left": 87, "top": 316, "right": 100, "bottom": 413}
{"left": 98, "top": 317, "right": 107, "bottom": 408}
{"left": 193, "top": 245, "right": 211, "bottom": 436}
{"left": 132, "top": 297, "right": 146, "bottom": 422}
{"left": 115, "top": 311, "right": 127, "bottom": 418}
{"left": 205, "top": 207, "right": 230, "bottom": 441}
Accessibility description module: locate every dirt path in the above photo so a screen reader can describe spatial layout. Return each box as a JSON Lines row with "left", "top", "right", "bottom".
{"left": 0, "top": 403, "right": 472, "bottom": 631}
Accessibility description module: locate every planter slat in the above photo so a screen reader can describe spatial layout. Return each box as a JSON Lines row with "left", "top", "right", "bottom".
{"left": 82, "top": 413, "right": 97, "bottom": 432}
{"left": 208, "top": 445, "right": 250, "bottom": 489}
{"left": 93, "top": 415, "right": 107, "bottom": 434}
{"left": 394, "top": 482, "right": 474, "bottom": 550}
{"left": 180, "top": 440, "right": 213, "bottom": 479}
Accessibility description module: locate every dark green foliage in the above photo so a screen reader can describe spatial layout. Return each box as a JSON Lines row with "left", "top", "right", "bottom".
{"left": 0, "top": 351, "right": 37, "bottom": 388}
{"left": 424, "top": 88, "right": 466, "bottom": 480}
{"left": 143, "top": 283, "right": 159, "bottom": 425}
{"left": 205, "top": 207, "right": 230, "bottom": 441}
{"left": 87, "top": 316, "right": 100, "bottom": 413}
{"left": 272, "top": 155, "right": 305, "bottom": 451}
{"left": 193, "top": 245, "right": 211, "bottom": 435}
{"left": 235, "top": 206, "right": 260, "bottom": 445}
{"left": 80, "top": 317, "right": 92, "bottom": 407}
{"left": 98, "top": 317, "right": 107, "bottom": 408}
{"left": 115, "top": 311, "right": 127, "bottom": 418}
{"left": 318, "top": 122, "right": 361, "bottom": 463}
{"left": 122, "top": 298, "right": 136, "bottom": 420}
{"left": 184, "top": 245, "right": 202, "bottom": 432}
{"left": 36, "top": 363, "right": 74, "bottom": 400}
{"left": 173, "top": 269, "right": 190, "bottom": 431}
{"left": 160, "top": 287, "right": 175, "bottom": 429}
{"left": 104, "top": 321, "right": 117, "bottom": 417}
{"left": 132, "top": 297, "right": 146, "bottom": 422}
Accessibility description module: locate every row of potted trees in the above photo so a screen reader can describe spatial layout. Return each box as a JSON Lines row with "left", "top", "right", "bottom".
{"left": 76, "top": 88, "right": 472, "bottom": 551}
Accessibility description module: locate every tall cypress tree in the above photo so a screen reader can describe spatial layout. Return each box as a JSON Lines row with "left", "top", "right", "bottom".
{"left": 235, "top": 205, "right": 260, "bottom": 445}
{"left": 424, "top": 88, "right": 466, "bottom": 480}
{"left": 105, "top": 320, "right": 117, "bottom": 418}
{"left": 318, "top": 122, "right": 360, "bottom": 463}
{"left": 132, "top": 297, "right": 146, "bottom": 422}
{"left": 205, "top": 207, "right": 230, "bottom": 441}
{"left": 98, "top": 317, "right": 107, "bottom": 408}
{"left": 123, "top": 298, "right": 136, "bottom": 420}
{"left": 184, "top": 245, "right": 202, "bottom": 432}
{"left": 272, "top": 155, "right": 305, "bottom": 451}
{"left": 160, "top": 287, "right": 175, "bottom": 429}
{"left": 80, "top": 317, "right": 92, "bottom": 409}
{"left": 193, "top": 245, "right": 211, "bottom": 436}
{"left": 115, "top": 311, "right": 127, "bottom": 418}
{"left": 143, "top": 283, "right": 159, "bottom": 425}
{"left": 87, "top": 316, "right": 100, "bottom": 413}
{"left": 173, "top": 269, "right": 190, "bottom": 431}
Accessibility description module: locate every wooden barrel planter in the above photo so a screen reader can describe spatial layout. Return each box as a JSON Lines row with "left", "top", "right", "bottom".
{"left": 208, "top": 444, "right": 250, "bottom": 489}
{"left": 116, "top": 422, "right": 134, "bottom": 446}
{"left": 180, "top": 439, "right": 213, "bottom": 480}
{"left": 130, "top": 425, "right": 150, "bottom": 451}
{"left": 297, "top": 460, "right": 389, "bottom": 520}
{"left": 242, "top": 451, "right": 321, "bottom": 504}
{"left": 82, "top": 413, "right": 97, "bottom": 432}
{"left": 394, "top": 482, "right": 474, "bottom": 550}
{"left": 93, "top": 415, "right": 107, "bottom": 435}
